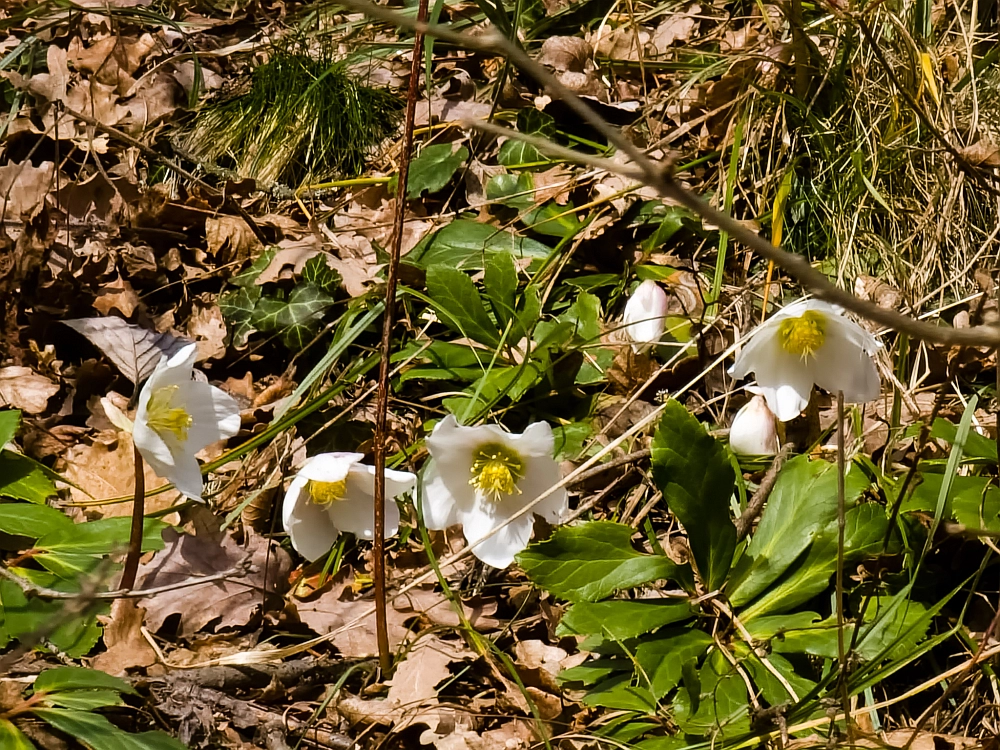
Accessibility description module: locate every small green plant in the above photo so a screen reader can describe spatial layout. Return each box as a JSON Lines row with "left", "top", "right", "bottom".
{"left": 182, "top": 42, "right": 401, "bottom": 188}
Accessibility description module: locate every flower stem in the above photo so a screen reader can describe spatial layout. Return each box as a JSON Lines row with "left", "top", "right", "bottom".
{"left": 119, "top": 443, "right": 146, "bottom": 590}
{"left": 834, "top": 390, "right": 852, "bottom": 739}
{"left": 372, "top": 0, "right": 429, "bottom": 676}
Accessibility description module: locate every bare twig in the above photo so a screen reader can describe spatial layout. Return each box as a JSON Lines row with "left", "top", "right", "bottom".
{"left": 373, "top": 0, "right": 430, "bottom": 676}
{"left": 568, "top": 448, "right": 651, "bottom": 486}
{"left": 734, "top": 443, "right": 794, "bottom": 541}
{"left": 0, "top": 559, "right": 250, "bottom": 600}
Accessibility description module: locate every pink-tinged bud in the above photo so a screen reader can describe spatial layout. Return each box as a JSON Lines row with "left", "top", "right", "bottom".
{"left": 729, "top": 394, "right": 779, "bottom": 456}
{"left": 622, "top": 280, "right": 668, "bottom": 352}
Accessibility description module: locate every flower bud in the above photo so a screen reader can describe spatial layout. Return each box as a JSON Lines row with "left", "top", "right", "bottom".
{"left": 729, "top": 394, "right": 779, "bottom": 456}
{"left": 622, "top": 280, "right": 668, "bottom": 352}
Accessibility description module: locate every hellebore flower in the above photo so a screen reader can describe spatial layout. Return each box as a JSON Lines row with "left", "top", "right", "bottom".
{"left": 622, "top": 280, "right": 669, "bottom": 352}
{"left": 282, "top": 453, "right": 417, "bottom": 561}
{"left": 420, "top": 416, "right": 567, "bottom": 568}
{"left": 730, "top": 299, "right": 880, "bottom": 422}
{"left": 132, "top": 344, "right": 241, "bottom": 501}
{"left": 729, "top": 392, "right": 779, "bottom": 456}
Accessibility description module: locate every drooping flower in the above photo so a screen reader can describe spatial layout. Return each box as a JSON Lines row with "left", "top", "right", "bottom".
{"left": 622, "top": 279, "right": 669, "bottom": 352}
{"left": 282, "top": 452, "right": 417, "bottom": 561}
{"left": 729, "top": 299, "right": 880, "bottom": 422}
{"left": 420, "top": 416, "right": 567, "bottom": 568}
{"left": 131, "top": 344, "right": 241, "bottom": 501}
{"left": 729, "top": 392, "right": 779, "bottom": 456}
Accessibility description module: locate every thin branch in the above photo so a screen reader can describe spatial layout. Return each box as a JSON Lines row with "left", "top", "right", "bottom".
{"left": 0, "top": 559, "right": 250, "bottom": 600}
{"left": 735, "top": 443, "right": 794, "bottom": 541}
{"left": 373, "top": 0, "right": 430, "bottom": 676}
{"left": 119, "top": 443, "right": 145, "bottom": 590}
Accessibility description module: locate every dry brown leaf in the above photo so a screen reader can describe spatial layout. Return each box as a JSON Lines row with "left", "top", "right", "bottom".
{"left": 0, "top": 366, "right": 59, "bottom": 414}
{"left": 959, "top": 140, "right": 1000, "bottom": 167}
{"left": 59, "top": 430, "right": 180, "bottom": 521}
{"left": 538, "top": 37, "right": 593, "bottom": 73}
{"left": 592, "top": 26, "right": 651, "bottom": 61}
{"left": 186, "top": 300, "right": 228, "bottom": 361}
{"left": 205, "top": 214, "right": 262, "bottom": 265}
{"left": 93, "top": 276, "right": 140, "bottom": 317}
{"left": 67, "top": 34, "right": 157, "bottom": 94}
{"left": 0, "top": 160, "right": 54, "bottom": 221}
{"left": 91, "top": 599, "right": 158, "bottom": 675}
{"left": 532, "top": 166, "right": 574, "bottom": 204}
{"left": 25, "top": 45, "right": 70, "bottom": 105}
{"left": 62, "top": 317, "right": 188, "bottom": 384}
{"left": 393, "top": 587, "right": 501, "bottom": 631}
{"left": 136, "top": 529, "right": 291, "bottom": 635}
{"left": 414, "top": 98, "right": 493, "bottom": 127}
{"left": 650, "top": 7, "right": 701, "bottom": 54}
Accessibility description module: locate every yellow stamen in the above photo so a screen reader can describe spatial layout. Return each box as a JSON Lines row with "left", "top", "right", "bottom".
{"left": 309, "top": 479, "right": 348, "bottom": 505}
{"left": 146, "top": 385, "right": 193, "bottom": 442}
{"left": 469, "top": 442, "right": 525, "bottom": 502}
{"left": 777, "top": 310, "right": 826, "bottom": 359}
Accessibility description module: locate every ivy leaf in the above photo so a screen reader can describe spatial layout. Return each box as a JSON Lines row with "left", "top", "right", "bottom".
{"left": 517, "top": 521, "right": 681, "bottom": 602}
{"left": 425, "top": 265, "right": 501, "bottom": 348}
{"left": 251, "top": 285, "right": 335, "bottom": 349}
{"left": 301, "top": 254, "right": 342, "bottom": 296}
{"left": 651, "top": 400, "right": 736, "bottom": 591}
{"left": 405, "top": 144, "right": 469, "bottom": 198}
{"left": 219, "top": 285, "right": 262, "bottom": 347}
{"left": 231, "top": 246, "right": 277, "bottom": 287}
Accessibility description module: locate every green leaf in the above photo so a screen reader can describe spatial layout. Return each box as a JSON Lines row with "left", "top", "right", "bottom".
{"left": 33, "top": 708, "right": 187, "bottom": 750}
{"left": 486, "top": 173, "right": 535, "bottom": 210}
{"left": 0, "top": 502, "right": 73, "bottom": 538}
{"left": 35, "top": 666, "right": 135, "bottom": 695}
{"left": 556, "top": 600, "right": 694, "bottom": 640}
{"left": 0, "top": 409, "right": 20, "bottom": 446}
{"left": 498, "top": 139, "right": 543, "bottom": 166}
{"left": 560, "top": 292, "right": 602, "bottom": 343}
{"left": 251, "top": 285, "right": 335, "bottom": 349}
{"left": 230, "top": 247, "right": 277, "bottom": 287}
{"left": 36, "top": 517, "right": 166, "bottom": 556}
{"left": 0, "top": 719, "right": 35, "bottom": 750}
{"left": 425, "top": 265, "right": 501, "bottom": 348}
{"left": 405, "top": 219, "right": 552, "bottom": 270}
{"left": 406, "top": 144, "right": 469, "bottom": 198}
{"left": 42, "top": 690, "right": 125, "bottom": 710}
{"left": 0, "top": 452, "right": 59, "bottom": 504}
{"left": 483, "top": 251, "right": 518, "bottom": 331}
{"left": 737, "top": 647, "right": 815, "bottom": 704}
{"left": 218, "top": 284, "right": 261, "bottom": 347}
{"left": 635, "top": 629, "right": 713, "bottom": 699}
{"left": 581, "top": 675, "right": 658, "bottom": 712}
{"left": 0, "top": 581, "right": 103, "bottom": 657}
{"left": 558, "top": 659, "right": 627, "bottom": 686}
{"left": 517, "top": 521, "right": 681, "bottom": 602}
{"left": 729, "top": 456, "right": 867, "bottom": 607}
{"left": 301, "top": 254, "right": 342, "bottom": 295}
{"left": 651, "top": 400, "right": 736, "bottom": 591}
{"left": 521, "top": 202, "right": 582, "bottom": 238}
{"left": 672, "top": 651, "right": 749, "bottom": 736}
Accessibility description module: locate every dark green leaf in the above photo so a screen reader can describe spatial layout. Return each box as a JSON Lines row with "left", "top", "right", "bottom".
{"left": 35, "top": 666, "right": 135, "bottom": 695}
{"left": 521, "top": 202, "right": 582, "bottom": 238}
{"left": 558, "top": 659, "right": 627, "bottom": 686}
{"left": 33, "top": 708, "right": 187, "bottom": 750}
{"left": 517, "top": 521, "right": 681, "bottom": 602}
{"left": 672, "top": 651, "right": 749, "bottom": 736}
{"left": 37, "top": 517, "right": 166, "bottom": 556}
{"left": 301, "top": 254, "right": 341, "bottom": 295}
{"left": 425, "top": 265, "right": 501, "bottom": 348}
{"left": 404, "top": 220, "right": 552, "bottom": 270}
{"left": 0, "top": 502, "right": 72, "bottom": 538}
{"left": 0, "top": 719, "right": 35, "bottom": 750}
{"left": 635, "top": 629, "right": 713, "bottom": 699}
{"left": 556, "top": 600, "right": 694, "bottom": 640}
{"left": 219, "top": 285, "right": 261, "bottom": 347}
{"left": 0, "top": 409, "right": 20, "bottom": 447}
{"left": 483, "top": 251, "right": 518, "bottom": 331}
{"left": 42, "top": 690, "right": 125, "bottom": 710}
{"left": 0, "top": 452, "right": 59, "bottom": 504}
{"left": 498, "top": 139, "right": 542, "bottom": 166}
{"left": 651, "top": 400, "right": 736, "bottom": 591}
{"left": 581, "top": 675, "right": 658, "bottom": 712}
{"left": 406, "top": 144, "right": 469, "bottom": 198}
{"left": 0, "top": 581, "right": 103, "bottom": 657}
{"left": 251, "top": 285, "right": 335, "bottom": 349}
{"left": 729, "top": 456, "right": 867, "bottom": 607}
{"left": 486, "top": 173, "right": 535, "bottom": 210}
{"left": 230, "top": 247, "right": 277, "bottom": 287}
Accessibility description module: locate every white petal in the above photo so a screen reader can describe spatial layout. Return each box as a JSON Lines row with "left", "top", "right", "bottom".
{"left": 622, "top": 280, "right": 668, "bottom": 351}
{"left": 510, "top": 454, "right": 567, "bottom": 524}
{"left": 730, "top": 318, "right": 784, "bottom": 379}
{"left": 813, "top": 324, "right": 881, "bottom": 403}
{"left": 132, "top": 419, "right": 175, "bottom": 471}
{"left": 459, "top": 502, "right": 534, "bottom": 568}
{"left": 101, "top": 397, "right": 134, "bottom": 433}
{"left": 147, "top": 344, "right": 197, "bottom": 392}
{"left": 326, "top": 479, "right": 401, "bottom": 540}
{"left": 353, "top": 464, "right": 417, "bottom": 499}
{"left": 759, "top": 380, "right": 812, "bottom": 422}
{"left": 282, "top": 475, "right": 311, "bottom": 531}
{"left": 285, "top": 490, "right": 341, "bottom": 561}
{"left": 729, "top": 396, "right": 779, "bottom": 455}
{"left": 297, "top": 453, "right": 364, "bottom": 483}
{"left": 419, "top": 460, "right": 466, "bottom": 529}
{"left": 506, "top": 421, "right": 556, "bottom": 458}
{"left": 164, "top": 451, "right": 205, "bottom": 502}
{"left": 175, "top": 382, "right": 241, "bottom": 453}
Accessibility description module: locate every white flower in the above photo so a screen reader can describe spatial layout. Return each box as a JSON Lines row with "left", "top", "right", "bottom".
{"left": 729, "top": 299, "right": 880, "bottom": 422}
{"left": 729, "top": 393, "right": 779, "bottom": 456}
{"left": 623, "top": 280, "right": 668, "bottom": 352}
{"left": 420, "top": 415, "right": 567, "bottom": 569}
{"left": 282, "top": 453, "right": 417, "bottom": 561}
{"left": 132, "top": 344, "right": 241, "bottom": 501}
